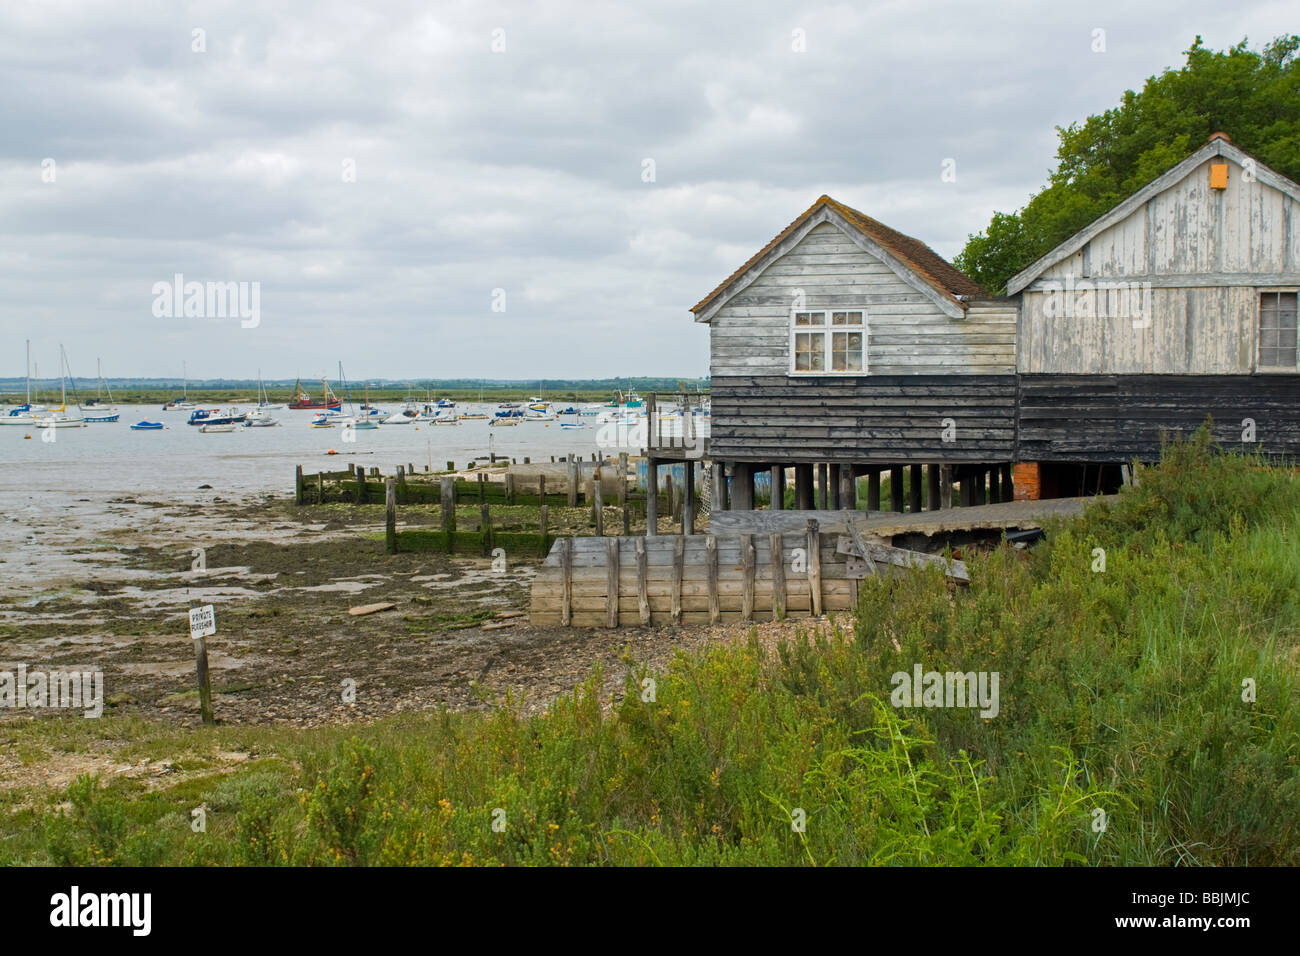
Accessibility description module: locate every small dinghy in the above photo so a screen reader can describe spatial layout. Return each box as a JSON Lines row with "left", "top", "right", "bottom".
{"left": 199, "top": 423, "right": 237, "bottom": 433}
{"left": 130, "top": 421, "right": 164, "bottom": 430}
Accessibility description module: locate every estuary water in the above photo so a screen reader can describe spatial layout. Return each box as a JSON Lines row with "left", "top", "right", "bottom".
{"left": 0, "top": 403, "right": 631, "bottom": 497}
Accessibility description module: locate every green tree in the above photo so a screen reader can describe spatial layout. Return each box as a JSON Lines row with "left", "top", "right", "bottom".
{"left": 956, "top": 35, "right": 1300, "bottom": 294}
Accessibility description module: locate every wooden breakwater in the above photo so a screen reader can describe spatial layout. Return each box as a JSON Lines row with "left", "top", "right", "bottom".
{"left": 529, "top": 524, "right": 855, "bottom": 628}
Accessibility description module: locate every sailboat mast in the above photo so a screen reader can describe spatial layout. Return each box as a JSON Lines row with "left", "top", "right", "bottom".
{"left": 25, "top": 340, "right": 30, "bottom": 404}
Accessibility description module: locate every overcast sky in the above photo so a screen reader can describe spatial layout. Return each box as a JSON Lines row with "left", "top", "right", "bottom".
{"left": 1, "top": 0, "right": 1293, "bottom": 382}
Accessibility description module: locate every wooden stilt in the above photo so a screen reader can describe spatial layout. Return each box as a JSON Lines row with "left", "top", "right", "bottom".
{"left": 683, "top": 460, "right": 695, "bottom": 535}
{"left": 909, "top": 464, "right": 923, "bottom": 513}
{"left": 646, "top": 458, "right": 658, "bottom": 532}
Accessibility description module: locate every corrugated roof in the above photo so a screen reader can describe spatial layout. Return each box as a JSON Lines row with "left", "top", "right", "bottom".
{"left": 690, "top": 195, "right": 985, "bottom": 315}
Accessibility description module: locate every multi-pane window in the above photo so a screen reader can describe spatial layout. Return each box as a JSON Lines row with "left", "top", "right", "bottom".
{"left": 791, "top": 310, "right": 866, "bottom": 373}
{"left": 1259, "top": 292, "right": 1298, "bottom": 369}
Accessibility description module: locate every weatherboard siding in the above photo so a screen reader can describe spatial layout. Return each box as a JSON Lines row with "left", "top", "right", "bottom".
{"left": 1021, "top": 157, "right": 1300, "bottom": 375}
{"left": 707, "top": 374, "right": 1017, "bottom": 463}
{"left": 1017, "top": 374, "right": 1300, "bottom": 461}
{"left": 709, "top": 222, "right": 1016, "bottom": 377}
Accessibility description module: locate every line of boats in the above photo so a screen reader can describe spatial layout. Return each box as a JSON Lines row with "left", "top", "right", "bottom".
{"left": 5, "top": 350, "right": 710, "bottom": 434}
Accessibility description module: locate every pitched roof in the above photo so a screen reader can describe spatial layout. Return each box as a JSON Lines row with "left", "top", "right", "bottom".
{"left": 1005, "top": 134, "right": 1300, "bottom": 295}
{"left": 690, "top": 195, "right": 985, "bottom": 317}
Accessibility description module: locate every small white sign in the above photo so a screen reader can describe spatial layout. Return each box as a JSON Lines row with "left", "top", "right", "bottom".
{"left": 189, "top": 604, "right": 216, "bottom": 640}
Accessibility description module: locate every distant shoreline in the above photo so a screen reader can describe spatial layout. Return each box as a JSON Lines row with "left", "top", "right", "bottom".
{"left": 0, "top": 379, "right": 709, "bottom": 405}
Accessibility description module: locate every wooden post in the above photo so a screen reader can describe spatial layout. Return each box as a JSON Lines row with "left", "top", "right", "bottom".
{"left": 316, "top": 471, "right": 324, "bottom": 504}
{"left": 567, "top": 457, "right": 578, "bottom": 507}
{"left": 839, "top": 466, "right": 855, "bottom": 510}
{"left": 539, "top": 505, "right": 550, "bottom": 554}
{"left": 828, "top": 465, "right": 840, "bottom": 510}
{"left": 193, "top": 635, "right": 215, "bottom": 726}
{"left": 769, "top": 532, "right": 786, "bottom": 621}
{"left": 646, "top": 458, "right": 659, "bottom": 533}
{"left": 295, "top": 465, "right": 304, "bottom": 505}
{"left": 817, "top": 463, "right": 828, "bottom": 510}
{"left": 446, "top": 460, "right": 454, "bottom": 472}
{"left": 635, "top": 536, "right": 650, "bottom": 625}
{"left": 806, "top": 519, "right": 822, "bottom": 617}
{"left": 941, "top": 465, "right": 954, "bottom": 510}
{"left": 890, "top": 466, "right": 904, "bottom": 512}
{"left": 593, "top": 466, "right": 604, "bottom": 535}
{"left": 672, "top": 482, "right": 683, "bottom": 527}
{"left": 733, "top": 463, "right": 753, "bottom": 511}
{"left": 664, "top": 473, "right": 675, "bottom": 522}
{"left": 959, "top": 468, "right": 973, "bottom": 507}
{"left": 397, "top": 465, "right": 406, "bottom": 491}
{"left": 909, "top": 464, "right": 923, "bottom": 513}
{"left": 973, "top": 469, "right": 986, "bottom": 506}
{"left": 440, "top": 477, "right": 456, "bottom": 552}
{"left": 480, "top": 504, "right": 492, "bottom": 555}
{"left": 385, "top": 478, "right": 397, "bottom": 554}
{"left": 355, "top": 465, "right": 367, "bottom": 504}
{"left": 606, "top": 538, "right": 619, "bottom": 628}
{"left": 618, "top": 454, "right": 629, "bottom": 533}
{"left": 864, "top": 469, "right": 878, "bottom": 512}
{"left": 504, "top": 472, "right": 515, "bottom": 505}
{"left": 671, "top": 536, "right": 684, "bottom": 624}
{"left": 987, "top": 466, "right": 1000, "bottom": 504}
{"left": 559, "top": 538, "right": 572, "bottom": 627}
{"left": 683, "top": 460, "right": 695, "bottom": 535}
{"left": 712, "top": 461, "right": 727, "bottom": 512}
{"left": 795, "top": 464, "right": 814, "bottom": 510}
{"left": 927, "top": 465, "right": 941, "bottom": 512}
{"left": 1001, "top": 462, "right": 1015, "bottom": 502}
{"left": 706, "top": 534, "right": 720, "bottom": 624}
{"left": 741, "top": 534, "right": 755, "bottom": 622}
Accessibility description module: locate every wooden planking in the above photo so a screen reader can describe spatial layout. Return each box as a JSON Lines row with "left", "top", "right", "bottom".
{"left": 1018, "top": 373, "right": 1300, "bottom": 460}
{"left": 528, "top": 531, "right": 858, "bottom": 627}
{"left": 769, "top": 532, "right": 786, "bottom": 620}
{"left": 559, "top": 537, "right": 572, "bottom": 627}
{"left": 636, "top": 536, "right": 650, "bottom": 625}
{"left": 605, "top": 538, "right": 619, "bottom": 628}
{"left": 672, "top": 536, "right": 685, "bottom": 624}
{"left": 1021, "top": 158, "right": 1300, "bottom": 376}
{"left": 1018, "top": 285, "right": 1257, "bottom": 375}
{"left": 709, "top": 374, "right": 1017, "bottom": 461}
{"left": 709, "top": 221, "right": 1013, "bottom": 377}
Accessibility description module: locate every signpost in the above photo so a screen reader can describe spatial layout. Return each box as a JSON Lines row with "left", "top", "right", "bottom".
{"left": 188, "top": 604, "right": 216, "bottom": 725}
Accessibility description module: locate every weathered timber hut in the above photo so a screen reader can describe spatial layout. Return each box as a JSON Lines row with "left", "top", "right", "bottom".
{"left": 658, "top": 194, "right": 1018, "bottom": 514}
{"left": 1007, "top": 133, "right": 1300, "bottom": 497}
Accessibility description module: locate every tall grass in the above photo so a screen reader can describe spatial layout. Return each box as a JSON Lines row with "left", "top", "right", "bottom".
{"left": 11, "top": 427, "right": 1298, "bottom": 865}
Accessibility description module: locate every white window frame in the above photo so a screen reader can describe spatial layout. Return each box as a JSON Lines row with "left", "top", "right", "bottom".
{"left": 1256, "top": 289, "right": 1299, "bottom": 373}
{"left": 788, "top": 309, "right": 868, "bottom": 376}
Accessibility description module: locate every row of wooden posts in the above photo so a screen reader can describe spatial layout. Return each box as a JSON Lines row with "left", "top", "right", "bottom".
{"left": 532, "top": 518, "right": 855, "bottom": 628}
{"left": 295, "top": 452, "right": 704, "bottom": 555}
{"left": 646, "top": 460, "right": 1016, "bottom": 518}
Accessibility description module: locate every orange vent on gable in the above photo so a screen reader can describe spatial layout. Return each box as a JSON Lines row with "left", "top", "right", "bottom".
{"left": 1210, "top": 161, "right": 1229, "bottom": 190}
